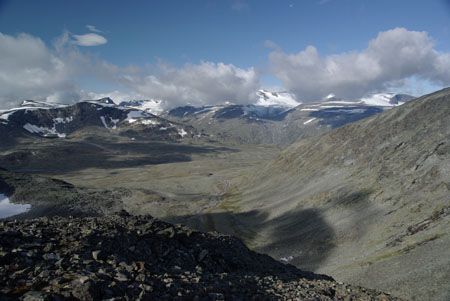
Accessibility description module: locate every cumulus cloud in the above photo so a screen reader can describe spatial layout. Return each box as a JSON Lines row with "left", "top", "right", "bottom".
{"left": 0, "top": 31, "right": 260, "bottom": 110}
{"left": 80, "top": 90, "right": 147, "bottom": 104}
{"left": 0, "top": 32, "right": 84, "bottom": 109}
{"left": 269, "top": 27, "right": 450, "bottom": 102}
{"left": 114, "top": 61, "right": 260, "bottom": 108}
{"left": 72, "top": 33, "right": 107, "bottom": 47}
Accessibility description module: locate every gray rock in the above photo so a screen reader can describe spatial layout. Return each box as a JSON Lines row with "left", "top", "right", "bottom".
{"left": 92, "top": 250, "right": 106, "bottom": 261}
{"left": 42, "top": 253, "right": 60, "bottom": 261}
{"left": 22, "top": 291, "right": 51, "bottom": 301}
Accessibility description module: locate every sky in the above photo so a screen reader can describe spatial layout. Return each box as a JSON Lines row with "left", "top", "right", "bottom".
{"left": 1, "top": 0, "right": 450, "bottom": 109}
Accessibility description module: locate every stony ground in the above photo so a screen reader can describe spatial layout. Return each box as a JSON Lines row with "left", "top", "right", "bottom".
{"left": 0, "top": 212, "right": 400, "bottom": 300}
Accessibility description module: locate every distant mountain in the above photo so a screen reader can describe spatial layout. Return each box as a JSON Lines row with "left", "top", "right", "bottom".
{"left": 161, "top": 91, "right": 415, "bottom": 145}
{"left": 388, "top": 93, "right": 416, "bottom": 104}
{"left": 119, "top": 99, "right": 164, "bottom": 115}
{"left": 162, "top": 102, "right": 393, "bottom": 145}
{"left": 360, "top": 92, "right": 415, "bottom": 106}
{"left": 0, "top": 91, "right": 415, "bottom": 147}
{"left": 0, "top": 99, "right": 197, "bottom": 144}
{"left": 255, "top": 89, "right": 300, "bottom": 107}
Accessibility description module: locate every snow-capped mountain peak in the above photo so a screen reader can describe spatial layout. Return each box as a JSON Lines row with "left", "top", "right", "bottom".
{"left": 119, "top": 99, "right": 164, "bottom": 115}
{"left": 320, "top": 92, "right": 415, "bottom": 107}
{"left": 20, "top": 100, "right": 67, "bottom": 109}
{"left": 256, "top": 90, "right": 300, "bottom": 108}
{"left": 97, "top": 97, "right": 115, "bottom": 105}
{"left": 360, "top": 93, "right": 415, "bottom": 107}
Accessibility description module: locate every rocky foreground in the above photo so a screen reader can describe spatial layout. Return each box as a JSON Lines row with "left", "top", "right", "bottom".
{"left": 0, "top": 212, "right": 399, "bottom": 300}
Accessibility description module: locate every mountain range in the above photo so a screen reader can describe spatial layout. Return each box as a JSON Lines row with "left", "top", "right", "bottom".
{"left": 0, "top": 90, "right": 414, "bottom": 147}
{"left": 0, "top": 98, "right": 197, "bottom": 145}
{"left": 1, "top": 87, "right": 448, "bottom": 300}
{"left": 161, "top": 91, "right": 413, "bottom": 145}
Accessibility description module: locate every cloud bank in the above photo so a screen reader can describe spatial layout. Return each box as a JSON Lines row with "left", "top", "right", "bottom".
{"left": 0, "top": 31, "right": 259, "bottom": 109}
{"left": 1, "top": 27, "right": 450, "bottom": 110}
{"left": 269, "top": 27, "right": 450, "bottom": 102}
{"left": 0, "top": 32, "right": 83, "bottom": 109}
{"left": 115, "top": 61, "right": 260, "bottom": 108}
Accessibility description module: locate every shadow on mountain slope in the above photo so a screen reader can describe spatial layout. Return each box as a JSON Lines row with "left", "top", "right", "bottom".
{"left": 165, "top": 207, "right": 336, "bottom": 273}
{"left": 0, "top": 139, "right": 236, "bottom": 174}
{"left": 309, "top": 106, "right": 384, "bottom": 128}
{"left": 251, "top": 208, "right": 336, "bottom": 272}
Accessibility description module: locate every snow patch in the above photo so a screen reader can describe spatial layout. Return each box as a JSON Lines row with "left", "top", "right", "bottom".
{"left": 111, "top": 119, "right": 120, "bottom": 129}
{"left": 325, "top": 108, "right": 366, "bottom": 113}
{"left": 303, "top": 118, "right": 316, "bottom": 125}
{"left": 322, "top": 101, "right": 359, "bottom": 105}
{"left": 119, "top": 99, "right": 164, "bottom": 115}
{"left": 126, "top": 110, "right": 150, "bottom": 123}
{"left": 100, "top": 116, "right": 108, "bottom": 128}
{"left": 0, "top": 112, "right": 13, "bottom": 122}
{"left": 178, "top": 128, "right": 188, "bottom": 137}
{"left": 256, "top": 90, "right": 300, "bottom": 107}
{"left": 280, "top": 256, "right": 293, "bottom": 263}
{"left": 23, "top": 123, "right": 66, "bottom": 138}
{"left": 20, "top": 100, "right": 66, "bottom": 109}
{"left": 360, "top": 93, "right": 396, "bottom": 107}
{"left": 139, "top": 119, "right": 159, "bottom": 126}
{"left": 0, "top": 194, "right": 31, "bottom": 218}
{"left": 100, "top": 116, "right": 121, "bottom": 129}
{"left": 54, "top": 117, "right": 73, "bottom": 124}
{"left": 83, "top": 100, "right": 116, "bottom": 108}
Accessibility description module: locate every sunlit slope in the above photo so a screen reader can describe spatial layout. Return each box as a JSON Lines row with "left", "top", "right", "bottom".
{"left": 224, "top": 88, "right": 450, "bottom": 300}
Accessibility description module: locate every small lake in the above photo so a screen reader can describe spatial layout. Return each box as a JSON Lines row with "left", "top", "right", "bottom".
{"left": 0, "top": 194, "right": 31, "bottom": 219}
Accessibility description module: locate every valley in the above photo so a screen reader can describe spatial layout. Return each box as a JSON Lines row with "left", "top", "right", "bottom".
{"left": 0, "top": 88, "right": 449, "bottom": 300}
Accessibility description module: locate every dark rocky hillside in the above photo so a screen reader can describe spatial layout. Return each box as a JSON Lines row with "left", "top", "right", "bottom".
{"left": 0, "top": 212, "right": 400, "bottom": 300}
{"left": 0, "top": 99, "right": 197, "bottom": 144}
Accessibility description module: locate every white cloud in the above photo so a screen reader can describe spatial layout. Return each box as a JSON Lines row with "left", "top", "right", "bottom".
{"left": 0, "top": 31, "right": 260, "bottom": 110}
{"left": 4, "top": 27, "right": 447, "bottom": 112}
{"left": 115, "top": 61, "right": 261, "bottom": 108}
{"left": 269, "top": 27, "right": 450, "bottom": 102}
{"left": 86, "top": 25, "right": 103, "bottom": 33}
{"left": 72, "top": 33, "right": 107, "bottom": 47}
{"left": 80, "top": 90, "right": 147, "bottom": 104}
{"left": 0, "top": 32, "right": 83, "bottom": 109}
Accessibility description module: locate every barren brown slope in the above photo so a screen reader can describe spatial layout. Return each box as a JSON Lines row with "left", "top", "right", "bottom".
{"left": 217, "top": 88, "right": 450, "bottom": 300}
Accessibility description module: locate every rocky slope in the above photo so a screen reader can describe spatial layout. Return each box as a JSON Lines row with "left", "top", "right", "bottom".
{"left": 203, "top": 88, "right": 449, "bottom": 300}
{"left": 0, "top": 168, "right": 131, "bottom": 219}
{"left": 0, "top": 212, "right": 400, "bottom": 300}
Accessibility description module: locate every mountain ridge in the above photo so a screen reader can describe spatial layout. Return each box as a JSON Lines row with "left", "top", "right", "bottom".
{"left": 0, "top": 99, "right": 198, "bottom": 143}
{"left": 213, "top": 87, "right": 450, "bottom": 300}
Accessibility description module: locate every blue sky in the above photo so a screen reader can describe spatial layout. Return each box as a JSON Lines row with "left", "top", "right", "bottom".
{"left": 1, "top": 0, "right": 450, "bottom": 108}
